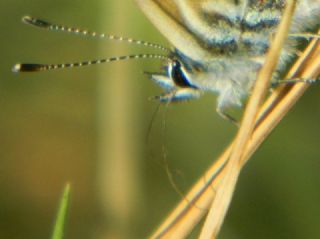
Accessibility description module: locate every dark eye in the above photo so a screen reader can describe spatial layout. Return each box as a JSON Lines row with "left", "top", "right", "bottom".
{"left": 169, "top": 60, "right": 195, "bottom": 88}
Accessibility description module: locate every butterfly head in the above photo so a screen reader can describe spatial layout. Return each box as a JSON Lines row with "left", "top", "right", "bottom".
{"left": 150, "top": 50, "right": 202, "bottom": 103}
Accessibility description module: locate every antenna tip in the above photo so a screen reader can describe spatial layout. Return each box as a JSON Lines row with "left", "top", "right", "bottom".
{"left": 12, "top": 64, "right": 22, "bottom": 73}
{"left": 22, "top": 15, "right": 31, "bottom": 22}
{"left": 22, "top": 15, "right": 35, "bottom": 25}
{"left": 12, "top": 63, "right": 46, "bottom": 72}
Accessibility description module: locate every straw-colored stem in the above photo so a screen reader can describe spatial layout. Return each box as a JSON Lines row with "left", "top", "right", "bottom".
{"left": 150, "top": 8, "right": 320, "bottom": 239}
{"left": 199, "top": 1, "right": 296, "bottom": 238}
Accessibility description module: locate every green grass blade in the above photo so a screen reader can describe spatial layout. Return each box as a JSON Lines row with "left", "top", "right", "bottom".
{"left": 51, "top": 183, "right": 71, "bottom": 239}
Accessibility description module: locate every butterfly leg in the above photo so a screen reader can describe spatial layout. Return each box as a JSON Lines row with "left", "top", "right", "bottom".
{"left": 149, "top": 73, "right": 176, "bottom": 90}
{"left": 271, "top": 77, "right": 320, "bottom": 87}
{"left": 216, "top": 107, "right": 240, "bottom": 127}
{"left": 155, "top": 88, "right": 201, "bottom": 102}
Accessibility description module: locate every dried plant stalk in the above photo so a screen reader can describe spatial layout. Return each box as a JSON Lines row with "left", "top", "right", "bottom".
{"left": 199, "top": 1, "right": 296, "bottom": 238}
{"left": 150, "top": 6, "right": 320, "bottom": 239}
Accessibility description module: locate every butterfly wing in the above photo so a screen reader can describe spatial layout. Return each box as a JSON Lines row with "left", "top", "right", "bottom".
{"left": 135, "top": 0, "right": 211, "bottom": 61}
{"left": 135, "top": 0, "right": 279, "bottom": 62}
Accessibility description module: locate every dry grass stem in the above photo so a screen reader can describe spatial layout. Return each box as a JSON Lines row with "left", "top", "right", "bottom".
{"left": 151, "top": 40, "right": 320, "bottom": 239}
{"left": 149, "top": 3, "right": 320, "bottom": 239}
{"left": 151, "top": 38, "right": 320, "bottom": 239}
{"left": 199, "top": 1, "right": 296, "bottom": 238}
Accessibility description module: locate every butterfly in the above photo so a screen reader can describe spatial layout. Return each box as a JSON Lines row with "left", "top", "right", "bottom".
{"left": 135, "top": 0, "right": 320, "bottom": 123}
{"left": 13, "top": 0, "right": 320, "bottom": 124}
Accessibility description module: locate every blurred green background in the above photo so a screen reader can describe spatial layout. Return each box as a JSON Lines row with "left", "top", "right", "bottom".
{"left": 2, "top": 1, "right": 320, "bottom": 239}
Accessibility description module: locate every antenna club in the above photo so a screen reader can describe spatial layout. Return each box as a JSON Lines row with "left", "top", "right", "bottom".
{"left": 22, "top": 15, "right": 51, "bottom": 29}
{"left": 12, "top": 63, "right": 46, "bottom": 72}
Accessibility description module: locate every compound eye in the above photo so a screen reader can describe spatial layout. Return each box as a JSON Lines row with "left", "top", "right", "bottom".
{"left": 169, "top": 60, "right": 194, "bottom": 88}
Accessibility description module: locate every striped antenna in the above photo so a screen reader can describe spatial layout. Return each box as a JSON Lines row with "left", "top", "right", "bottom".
{"left": 12, "top": 54, "right": 170, "bottom": 72}
{"left": 22, "top": 16, "right": 171, "bottom": 53}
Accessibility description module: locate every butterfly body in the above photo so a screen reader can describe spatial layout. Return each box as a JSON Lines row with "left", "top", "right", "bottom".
{"left": 139, "top": 0, "right": 320, "bottom": 114}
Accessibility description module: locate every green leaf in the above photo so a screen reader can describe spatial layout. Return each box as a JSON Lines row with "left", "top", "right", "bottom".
{"left": 51, "top": 183, "right": 71, "bottom": 239}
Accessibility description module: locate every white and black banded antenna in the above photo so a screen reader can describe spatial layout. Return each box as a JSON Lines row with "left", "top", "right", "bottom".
{"left": 12, "top": 54, "right": 170, "bottom": 72}
{"left": 21, "top": 16, "right": 171, "bottom": 52}
{"left": 12, "top": 16, "right": 172, "bottom": 73}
